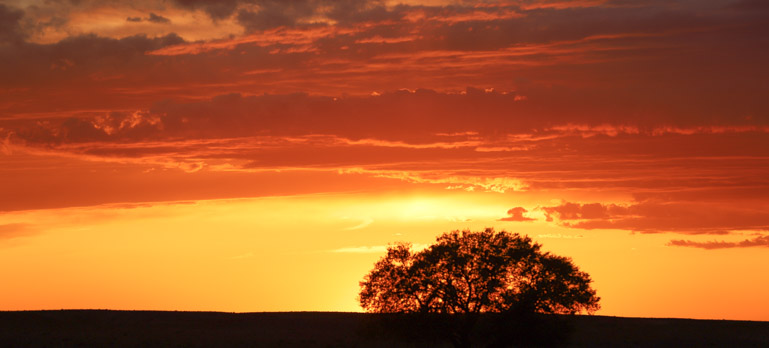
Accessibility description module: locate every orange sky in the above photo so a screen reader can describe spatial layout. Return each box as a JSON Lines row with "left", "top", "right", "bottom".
{"left": 1, "top": 0, "right": 768, "bottom": 321}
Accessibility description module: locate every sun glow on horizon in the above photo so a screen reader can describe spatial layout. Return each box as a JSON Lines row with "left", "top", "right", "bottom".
{"left": 1, "top": 189, "right": 766, "bottom": 320}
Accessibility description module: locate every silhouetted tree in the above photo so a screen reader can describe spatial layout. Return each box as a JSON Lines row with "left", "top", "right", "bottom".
{"left": 359, "top": 228, "right": 600, "bottom": 347}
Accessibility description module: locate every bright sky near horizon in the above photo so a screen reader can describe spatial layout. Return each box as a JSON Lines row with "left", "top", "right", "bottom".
{"left": 1, "top": 0, "right": 768, "bottom": 321}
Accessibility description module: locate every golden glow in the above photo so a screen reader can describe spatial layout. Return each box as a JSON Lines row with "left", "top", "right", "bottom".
{"left": 0, "top": 193, "right": 510, "bottom": 312}
{"left": 1, "top": 192, "right": 767, "bottom": 320}
{"left": 2, "top": 0, "right": 767, "bottom": 322}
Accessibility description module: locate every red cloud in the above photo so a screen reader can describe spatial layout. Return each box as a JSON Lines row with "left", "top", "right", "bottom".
{"left": 1, "top": 1, "right": 768, "bottom": 216}
{"left": 540, "top": 201, "right": 769, "bottom": 235}
{"left": 668, "top": 235, "right": 769, "bottom": 249}
{"left": 0, "top": 4, "right": 25, "bottom": 44}
{"left": 499, "top": 207, "right": 535, "bottom": 222}
{"left": 3, "top": 87, "right": 769, "bottom": 212}
{"left": 3, "top": 0, "right": 768, "bottom": 111}
{"left": 541, "top": 202, "right": 628, "bottom": 221}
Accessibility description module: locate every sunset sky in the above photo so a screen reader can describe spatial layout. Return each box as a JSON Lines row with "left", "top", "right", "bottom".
{"left": 1, "top": 0, "right": 768, "bottom": 321}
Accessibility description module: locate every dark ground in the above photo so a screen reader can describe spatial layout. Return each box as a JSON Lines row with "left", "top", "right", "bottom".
{"left": 1, "top": 310, "right": 768, "bottom": 347}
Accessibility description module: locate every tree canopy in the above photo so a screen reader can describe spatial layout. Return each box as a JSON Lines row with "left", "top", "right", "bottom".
{"left": 359, "top": 228, "right": 600, "bottom": 315}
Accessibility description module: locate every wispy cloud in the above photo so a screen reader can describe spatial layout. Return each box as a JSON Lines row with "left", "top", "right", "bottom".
{"left": 329, "top": 245, "right": 388, "bottom": 254}
{"left": 329, "top": 243, "right": 430, "bottom": 254}
{"left": 536, "top": 233, "right": 584, "bottom": 239}
{"left": 343, "top": 217, "right": 374, "bottom": 230}
{"left": 540, "top": 201, "right": 769, "bottom": 235}
{"left": 668, "top": 235, "right": 769, "bottom": 249}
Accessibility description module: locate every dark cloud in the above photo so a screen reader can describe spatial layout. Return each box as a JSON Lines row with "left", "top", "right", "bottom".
{"left": 541, "top": 202, "right": 626, "bottom": 221}
{"left": 325, "top": 0, "right": 389, "bottom": 24}
{"left": 2, "top": 0, "right": 767, "bottom": 124}
{"left": 147, "top": 13, "right": 171, "bottom": 24}
{"left": 499, "top": 207, "right": 535, "bottom": 222}
{"left": 0, "top": 4, "right": 25, "bottom": 44}
{"left": 728, "top": 0, "right": 769, "bottom": 11}
{"left": 0, "top": 32, "right": 185, "bottom": 91}
{"left": 7, "top": 87, "right": 769, "bottom": 145}
{"left": 173, "top": 0, "right": 386, "bottom": 28}
{"left": 118, "top": 13, "right": 173, "bottom": 25}
{"left": 3, "top": 89, "right": 531, "bottom": 144}
{"left": 668, "top": 235, "right": 769, "bottom": 249}
{"left": 540, "top": 201, "right": 769, "bottom": 235}
{"left": 236, "top": 7, "right": 299, "bottom": 32}
{"left": 235, "top": 0, "right": 388, "bottom": 32}
{"left": 173, "top": 0, "right": 241, "bottom": 20}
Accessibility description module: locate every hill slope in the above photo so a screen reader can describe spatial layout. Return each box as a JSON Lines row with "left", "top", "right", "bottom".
{"left": 1, "top": 310, "right": 767, "bottom": 347}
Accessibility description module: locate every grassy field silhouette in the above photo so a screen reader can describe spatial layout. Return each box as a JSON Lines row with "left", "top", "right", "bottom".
{"left": 2, "top": 310, "right": 768, "bottom": 347}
